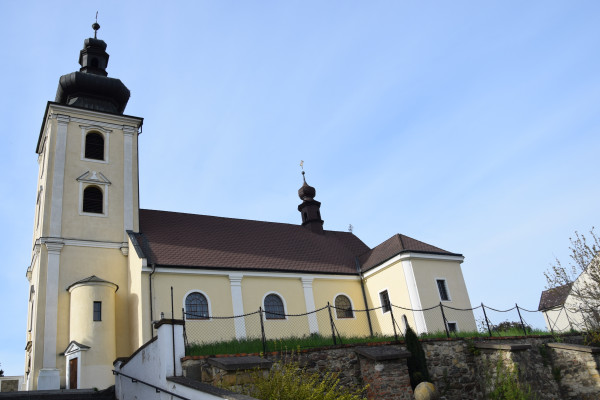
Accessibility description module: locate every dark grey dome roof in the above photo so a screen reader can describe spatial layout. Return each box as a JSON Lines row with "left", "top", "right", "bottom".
{"left": 55, "top": 71, "right": 130, "bottom": 114}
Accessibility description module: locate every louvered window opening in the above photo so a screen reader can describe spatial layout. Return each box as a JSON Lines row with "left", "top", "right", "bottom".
{"left": 335, "top": 295, "right": 353, "bottom": 318}
{"left": 83, "top": 186, "right": 103, "bottom": 214}
{"left": 264, "top": 294, "right": 285, "bottom": 319}
{"left": 85, "top": 132, "right": 104, "bottom": 160}
{"left": 185, "top": 292, "right": 209, "bottom": 319}
{"left": 437, "top": 279, "right": 450, "bottom": 301}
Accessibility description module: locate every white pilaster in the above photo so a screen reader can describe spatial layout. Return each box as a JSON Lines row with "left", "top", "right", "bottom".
{"left": 49, "top": 115, "right": 69, "bottom": 237}
{"left": 301, "top": 277, "right": 319, "bottom": 334}
{"left": 228, "top": 274, "right": 246, "bottom": 340}
{"left": 39, "top": 241, "right": 63, "bottom": 390}
{"left": 401, "top": 260, "right": 428, "bottom": 334}
{"left": 123, "top": 127, "right": 135, "bottom": 242}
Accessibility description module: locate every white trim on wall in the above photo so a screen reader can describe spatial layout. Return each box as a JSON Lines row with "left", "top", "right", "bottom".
{"left": 48, "top": 104, "right": 143, "bottom": 128}
{"left": 144, "top": 267, "right": 360, "bottom": 281}
{"left": 401, "top": 260, "right": 428, "bottom": 334}
{"left": 48, "top": 114, "right": 69, "bottom": 237}
{"left": 228, "top": 274, "right": 246, "bottom": 339}
{"left": 301, "top": 278, "right": 319, "bottom": 333}
{"left": 363, "top": 252, "right": 464, "bottom": 279}
{"left": 262, "top": 291, "right": 288, "bottom": 320}
{"left": 123, "top": 127, "right": 135, "bottom": 241}
{"left": 182, "top": 289, "right": 212, "bottom": 320}
{"left": 42, "top": 241, "right": 63, "bottom": 368}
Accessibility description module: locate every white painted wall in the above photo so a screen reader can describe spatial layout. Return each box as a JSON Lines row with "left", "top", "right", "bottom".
{"left": 114, "top": 320, "right": 243, "bottom": 400}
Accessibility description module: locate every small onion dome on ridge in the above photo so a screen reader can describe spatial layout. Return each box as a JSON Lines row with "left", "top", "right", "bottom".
{"left": 298, "top": 171, "right": 316, "bottom": 200}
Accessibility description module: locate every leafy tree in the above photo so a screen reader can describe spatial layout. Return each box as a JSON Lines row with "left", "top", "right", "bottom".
{"left": 544, "top": 228, "right": 600, "bottom": 335}
{"left": 405, "top": 325, "right": 430, "bottom": 388}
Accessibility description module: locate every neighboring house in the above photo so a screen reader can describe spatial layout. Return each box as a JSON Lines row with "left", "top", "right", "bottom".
{"left": 24, "top": 27, "right": 476, "bottom": 392}
{"left": 538, "top": 263, "right": 600, "bottom": 333}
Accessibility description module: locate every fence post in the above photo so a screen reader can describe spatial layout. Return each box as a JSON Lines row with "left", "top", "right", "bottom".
{"left": 389, "top": 307, "right": 399, "bottom": 341}
{"left": 439, "top": 302, "right": 450, "bottom": 338}
{"left": 259, "top": 307, "right": 267, "bottom": 355}
{"left": 182, "top": 307, "right": 188, "bottom": 349}
{"left": 481, "top": 303, "right": 492, "bottom": 337}
{"left": 327, "top": 302, "right": 337, "bottom": 345}
{"left": 515, "top": 304, "right": 527, "bottom": 336}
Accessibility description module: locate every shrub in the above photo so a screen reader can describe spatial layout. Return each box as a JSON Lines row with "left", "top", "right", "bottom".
{"left": 227, "top": 360, "right": 366, "bottom": 400}
{"left": 487, "top": 359, "right": 536, "bottom": 400}
{"left": 405, "top": 325, "right": 430, "bottom": 388}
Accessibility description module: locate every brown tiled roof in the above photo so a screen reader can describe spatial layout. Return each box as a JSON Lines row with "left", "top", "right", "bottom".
{"left": 538, "top": 283, "right": 572, "bottom": 310}
{"left": 359, "top": 234, "right": 461, "bottom": 272}
{"left": 136, "top": 209, "right": 369, "bottom": 274}
{"left": 134, "top": 209, "right": 460, "bottom": 275}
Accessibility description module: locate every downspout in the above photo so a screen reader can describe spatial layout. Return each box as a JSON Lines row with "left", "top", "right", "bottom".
{"left": 356, "top": 257, "right": 374, "bottom": 337}
{"left": 149, "top": 263, "right": 156, "bottom": 338}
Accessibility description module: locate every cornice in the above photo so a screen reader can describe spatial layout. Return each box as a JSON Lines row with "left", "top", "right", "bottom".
{"left": 363, "top": 252, "right": 464, "bottom": 279}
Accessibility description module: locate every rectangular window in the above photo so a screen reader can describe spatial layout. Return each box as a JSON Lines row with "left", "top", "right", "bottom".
{"left": 447, "top": 322, "right": 458, "bottom": 332}
{"left": 379, "top": 290, "right": 391, "bottom": 313}
{"left": 436, "top": 279, "right": 450, "bottom": 301}
{"left": 93, "top": 301, "right": 102, "bottom": 321}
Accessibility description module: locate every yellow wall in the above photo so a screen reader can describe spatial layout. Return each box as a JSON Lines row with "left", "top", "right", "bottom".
{"left": 363, "top": 260, "right": 416, "bottom": 336}
{"left": 410, "top": 259, "right": 477, "bottom": 332}
{"left": 312, "top": 278, "right": 371, "bottom": 337}
{"left": 151, "top": 273, "right": 236, "bottom": 344}
{"left": 69, "top": 282, "right": 117, "bottom": 389}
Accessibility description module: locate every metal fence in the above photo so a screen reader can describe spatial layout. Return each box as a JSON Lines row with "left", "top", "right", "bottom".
{"left": 177, "top": 299, "right": 586, "bottom": 354}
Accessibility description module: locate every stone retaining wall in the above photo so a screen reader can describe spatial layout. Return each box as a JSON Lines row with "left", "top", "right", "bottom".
{"left": 182, "top": 335, "right": 599, "bottom": 400}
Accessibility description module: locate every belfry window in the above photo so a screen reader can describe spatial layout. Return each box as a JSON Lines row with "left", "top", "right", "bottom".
{"left": 83, "top": 186, "right": 103, "bottom": 214}
{"left": 185, "top": 292, "right": 209, "bottom": 319}
{"left": 264, "top": 294, "right": 285, "bottom": 319}
{"left": 85, "top": 132, "right": 104, "bottom": 160}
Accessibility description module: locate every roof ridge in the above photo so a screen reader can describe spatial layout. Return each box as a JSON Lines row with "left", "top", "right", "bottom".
{"left": 139, "top": 208, "right": 358, "bottom": 235}
{"left": 397, "top": 234, "right": 406, "bottom": 250}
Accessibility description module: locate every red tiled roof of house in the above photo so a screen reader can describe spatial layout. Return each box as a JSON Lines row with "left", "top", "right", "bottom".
{"left": 359, "top": 234, "right": 461, "bottom": 272}
{"left": 538, "top": 283, "right": 572, "bottom": 311}
{"left": 133, "top": 209, "right": 460, "bottom": 275}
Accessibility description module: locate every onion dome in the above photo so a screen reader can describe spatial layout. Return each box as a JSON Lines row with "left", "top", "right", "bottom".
{"left": 54, "top": 21, "right": 130, "bottom": 114}
{"left": 298, "top": 171, "right": 316, "bottom": 200}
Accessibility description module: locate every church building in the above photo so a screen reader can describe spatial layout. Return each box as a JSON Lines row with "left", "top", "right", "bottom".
{"left": 24, "top": 25, "right": 476, "bottom": 391}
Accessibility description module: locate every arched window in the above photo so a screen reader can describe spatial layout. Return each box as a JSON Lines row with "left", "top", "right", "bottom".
{"left": 185, "top": 292, "right": 209, "bottom": 319}
{"left": 85, "top": 132, "right": 104, "bottom": 160}
{"left": 335, "top": 295, "right": 354, "bottom": 318}
{"left": 82, "top": 186, "right": 103, "bottom": 214}
{"left": 264, "top": 294, "right": 285, "bottom": 320}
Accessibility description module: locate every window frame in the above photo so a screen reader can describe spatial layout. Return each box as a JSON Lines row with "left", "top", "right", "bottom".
{"left": 78, "top": 179, "right": 109, "bottom": 218}
{"left": 93, "top": 301, "right": 102, "bottom": 321}
{"left": 446, "top": 321, "right": 458, "bottom": 333}
{"left": 379, "top": 289, "right": 391, "bottom": 314}
{"left": 262, "top": 291, "right": 287, "bottom": 320}
{"left": 333, "top": 293, "right": 355, "bottom": 319}
{"left": 80, "top": 126, "right": 111, "bottom": 164}
{"left": 435, "top": 278, "right": 451, "bottom": 302}
{"left": 183, "top": 290, "right": 211, "bottom": 320}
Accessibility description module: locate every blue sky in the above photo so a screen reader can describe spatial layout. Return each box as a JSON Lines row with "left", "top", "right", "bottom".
{"left": 1, "top": 1, "right": 599, "bottom": 375}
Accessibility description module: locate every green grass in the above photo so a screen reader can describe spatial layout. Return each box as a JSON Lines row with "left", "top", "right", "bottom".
{"left": 186, "top": 329, "right": 554, "bottom": 357}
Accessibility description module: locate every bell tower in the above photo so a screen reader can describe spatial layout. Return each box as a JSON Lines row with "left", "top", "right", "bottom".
{"left": 25, "top": 21, "right": 143, "bottom": 390}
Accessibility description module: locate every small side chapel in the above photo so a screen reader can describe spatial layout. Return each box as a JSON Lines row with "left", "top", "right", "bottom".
{"left": 24, "top": 25, "right": 476, "bottom": 391}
